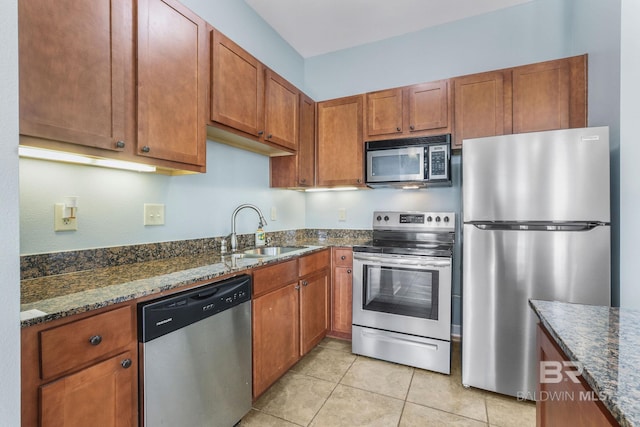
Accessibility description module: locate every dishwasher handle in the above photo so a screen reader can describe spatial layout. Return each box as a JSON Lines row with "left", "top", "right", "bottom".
{"left": 138, "top": 274, "right": 251, "bottom": 343}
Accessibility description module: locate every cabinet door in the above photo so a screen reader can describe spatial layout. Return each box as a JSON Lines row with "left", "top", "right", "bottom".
{"left": 40, "top": 351, "right": 135, "bottom": 427}
{"left": 264, "top": 70, "right": 299, "bottom": 151}
{"left": 270, "top": 93, "right": 315, "bottom": 188}
{"left": 19, "top": 0, "right": 130, "bottom": 151}
{"left": 317, "top": 95, "right": 365, "bottom": 187}
{"left": 300, "top": 270, "right": 330, "bottom": 355}
{"left": 211, "top": 30, "right": 264, "bottom": 138}
{"left": 408, "top": 81, "right": 449, "bottom": 132}
{"left": 252, "top": 283, "right": 300, "bottom": 398}
{"left": 537, "top": 325, "right": 617, "bottom": 426}
{"left": 137, "top": 0, "right": 207, "bottom": 167}
{"left": 453, "top": 71, "right": 511, "bottom": 149}
{"left": 332, "top": 266, "right": 353, "bottom": 337}
{"left": 512, "top": 56, "right": 587, "bottom": 134}
{"left": 366, "top": 89, "right": 403, "bottom": 137}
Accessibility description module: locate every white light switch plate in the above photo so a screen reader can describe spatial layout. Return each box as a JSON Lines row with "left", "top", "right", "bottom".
{"left": 338, "top": 208, "right": 347, "bottom": 221}
{"left": 270, "top": 206, "right": 277, "bottom": 221}
{"left": 144, "top": 203, "right": 165, "bottom": 226}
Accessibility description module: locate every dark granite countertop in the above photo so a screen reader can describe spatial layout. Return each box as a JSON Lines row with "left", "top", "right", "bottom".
{"left": 20, "top": 235, "right": 368, "bottom": 328}
{"left": 530, "top": 299, "right": 640, "bottom": 427}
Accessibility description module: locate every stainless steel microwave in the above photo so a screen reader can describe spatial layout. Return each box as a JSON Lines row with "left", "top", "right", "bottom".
{"left": 365, "top": 135, "right": 452, "bottom": 188}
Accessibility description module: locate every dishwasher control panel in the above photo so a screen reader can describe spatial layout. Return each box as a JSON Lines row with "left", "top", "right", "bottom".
{"left": 138, "top": 274, "right": 251, "bottom": 342}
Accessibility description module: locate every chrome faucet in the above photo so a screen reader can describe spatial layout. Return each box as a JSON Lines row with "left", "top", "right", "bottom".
{"left": 230, "top": 204, "right": 268, "bottom": 252}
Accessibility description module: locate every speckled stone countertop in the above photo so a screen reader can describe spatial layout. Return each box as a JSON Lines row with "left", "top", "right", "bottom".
{"left": 530, "top": 300, "right": 640, "bottom": 427}
{"left": 20, "top": 232, "right": 371, "bottom": 328}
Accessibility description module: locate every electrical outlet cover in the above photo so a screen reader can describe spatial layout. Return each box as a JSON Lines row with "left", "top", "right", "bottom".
{"left": 54, "top": 203, "right": 78, "bottom": 231}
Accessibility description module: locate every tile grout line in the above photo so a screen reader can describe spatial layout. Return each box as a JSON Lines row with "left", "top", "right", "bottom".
{"left": 304, "top": 342, "right": 359, "bottom": 426}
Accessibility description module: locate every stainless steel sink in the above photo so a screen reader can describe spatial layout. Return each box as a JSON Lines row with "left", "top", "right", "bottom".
{"left": 242, "top": 246, "right": 306, "bottom": 257}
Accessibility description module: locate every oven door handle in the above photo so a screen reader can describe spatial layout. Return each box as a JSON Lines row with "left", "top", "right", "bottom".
{"left": 353, "top": 254, "right": 450, "bottom": 269}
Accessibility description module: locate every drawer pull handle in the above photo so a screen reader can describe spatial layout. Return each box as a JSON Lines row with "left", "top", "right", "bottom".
{"left": 340, "top": 255, "right": 346, "bottom": 260}
{"left": 347, "top": 269, "right": 352, "bottom": 274}
{"left": 88, "top": 335, "right": 103, "bottom": 346}
{"left": 121, "top": 359, "right": 132, "bottom": 369}
{"left": 302, "top": 280, "right": 308, "bottom": 286}
{"left": 141, "top": 146, "right": 151, "bottom": 153}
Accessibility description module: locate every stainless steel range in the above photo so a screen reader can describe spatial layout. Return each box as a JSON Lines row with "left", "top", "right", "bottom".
{"left": 352, "top": 211, "right": 455, "bottom": 374}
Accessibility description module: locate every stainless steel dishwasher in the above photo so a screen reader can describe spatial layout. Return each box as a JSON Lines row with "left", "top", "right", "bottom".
{"left": 138, "top": 274, "right": 252, "bottom": 427}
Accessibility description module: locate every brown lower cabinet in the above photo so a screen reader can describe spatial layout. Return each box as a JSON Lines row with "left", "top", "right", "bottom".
{"left": 329, "top": 247, "right": 353, "bottom": 339}
{"left": 21, "top": 304, "right": 138, "bottom": 427}
{"left": 537, "top": 324, "right": 618, "bottom": 427}
{"left": 252, "top": 249, "right": 330, "bottom": 399}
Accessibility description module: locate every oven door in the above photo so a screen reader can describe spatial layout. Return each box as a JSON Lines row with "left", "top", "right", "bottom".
{"left": 352, "top": 252, "right": 451, "bottom": 341}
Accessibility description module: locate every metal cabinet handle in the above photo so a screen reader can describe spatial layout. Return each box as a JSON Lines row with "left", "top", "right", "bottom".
{"left": 396, "top": 127, "right": 401, "bottom": 132}
{"left": 141, "top": 146, "right": 150, "bottom": 153}
{"left": 300, "top": 178, "right": 306, "bottom": 184}
{"left": 295, "top": 285, "right": 300, "bottom": 290}
{"left": 347, "top": 269, "right": 352, "bottom": 274}
{"left": 357, "top": 179, "right": 362, "bottom": 184}
{"left": 340, "top": 255, "right": 346, "bottom": 260}
{"left": 121, "top": 359, "right": 132, "bottom": 369}
{"left": 257, "top": 130, "right": 264, "bottom": 136}
{"left": 302, "top": 280, "right": 308, "bottom": 286}
{"left": 410, "top": 125, "right": 415, "bottom": 130}
{"left": 115, "top": 140, "right": 125, "bottom": 149}
{"left": 267, "top": 134, "right": 272, "bottom": 139}
{"left": 88, "top": 335, "right": 102, "bottom": 346}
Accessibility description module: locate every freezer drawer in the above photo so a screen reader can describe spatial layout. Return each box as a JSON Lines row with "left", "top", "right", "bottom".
{"left": 461, "top": 224, "right": 610, "bottom": 397}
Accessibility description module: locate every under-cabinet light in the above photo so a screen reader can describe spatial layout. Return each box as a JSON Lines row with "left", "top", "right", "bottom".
{"left": 304, "top": 187, "right": 359, "bottom": 192}
{"left": 19, "top": 146, "right": 157, "bottom": 173}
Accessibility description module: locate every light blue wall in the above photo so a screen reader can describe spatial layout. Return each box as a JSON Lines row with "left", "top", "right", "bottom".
{"left": 304, "top": 0, "right": 573, "bottom": 101}
{"left": 567, "top": 0, "right": 621, "bottom": 304}
{"left": 1, "top": 0, "right": 21, "bottom": 423}
{"left": 620, "top": 0, "right": 640, "bottom": 308}
{"left": 180, "top": 0, "right": 305, "bottom": 90}
{"left": 20, "top": 142, "right": 306, "bottom": 254}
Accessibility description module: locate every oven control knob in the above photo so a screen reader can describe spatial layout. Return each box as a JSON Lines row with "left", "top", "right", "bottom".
{"left": 376, "top": 215, "right": 382, "bottom": 221}
{"left": 427, "top": 216, "right": 433, "bottom": 222}
{"left": 444, "top": 216, "right": 450, "bottom": 223}
{"left": 435, "top": 216, "right": 441, "bottom": 222}
{"left": 384, "top": 216, "right": 389, "bottom": 221}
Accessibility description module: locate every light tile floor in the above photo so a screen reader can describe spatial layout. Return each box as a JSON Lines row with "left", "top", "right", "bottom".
{"left": 242, "top": 337, "right": 536, "bottom": 427}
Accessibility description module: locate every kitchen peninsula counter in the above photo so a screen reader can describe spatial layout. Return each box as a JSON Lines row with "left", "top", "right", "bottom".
{"left": 20, "top": 232, "right": 370, "bottom": 328}
{"left": 530, "top": 299, "right": 640, "bottom": 427}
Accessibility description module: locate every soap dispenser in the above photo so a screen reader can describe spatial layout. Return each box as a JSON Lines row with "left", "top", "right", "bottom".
{"left": 255, "top": 222, "right": 266, "bottom": 247}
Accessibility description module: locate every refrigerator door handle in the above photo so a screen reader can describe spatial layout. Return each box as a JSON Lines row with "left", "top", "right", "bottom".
{"left": 472, "top": 222, "right": 608, "bottom": 231}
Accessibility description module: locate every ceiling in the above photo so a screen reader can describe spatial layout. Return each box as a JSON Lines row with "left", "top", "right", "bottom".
{"left": 245, "top": 0, "right": 533, "bottom": 58}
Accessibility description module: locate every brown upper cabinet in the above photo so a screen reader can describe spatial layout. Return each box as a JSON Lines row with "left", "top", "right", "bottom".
{"left": 210, "top": 29, "right": 299, "bottom": 155}
{"left": 316, "top": 95, "right": 366, "bottom": 187}
{"left": 512, "top": 55, "right": 587, "bottom": 134}
{"left": 452, "top": 70, "right": 512, "bottom": 149}
{"left": 366, "top": 80, "right": 451, "bottom": 140}
{"left": 270, "top": 92, "right": 316, "bottom": 188}
{"left": 452, "top": 54, "right": 587, "bottom": 149}
{"left": 18, "top": 0, "right": 131, "bottom": 153}
{"left": 137, "top": 0, "right": 207, "bottom": 168}
{"left": 18, "top": 0, "right": 207, "bottom": 173}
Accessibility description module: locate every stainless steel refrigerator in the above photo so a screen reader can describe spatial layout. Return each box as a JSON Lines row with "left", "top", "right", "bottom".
{"left": 461, "top": 126, "right": 611, "bottom": 398}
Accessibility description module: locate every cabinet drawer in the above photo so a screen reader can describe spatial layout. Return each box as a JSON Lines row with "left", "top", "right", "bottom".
{"left": 333, "top": 248, "right": 353, "bottom": 267}
{"left": 253, "top": 259, "right": 298, "bottom": 297}
{"left": 40, "top": 306, "right": 133, "bottom": 380}
{"left": 299, "top": 249, "right": 330, "bottom": 277}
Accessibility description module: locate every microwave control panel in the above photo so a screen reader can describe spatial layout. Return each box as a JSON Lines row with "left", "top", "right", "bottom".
{"left": 428, "top": 145, "right": 449, "bottom": 180}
